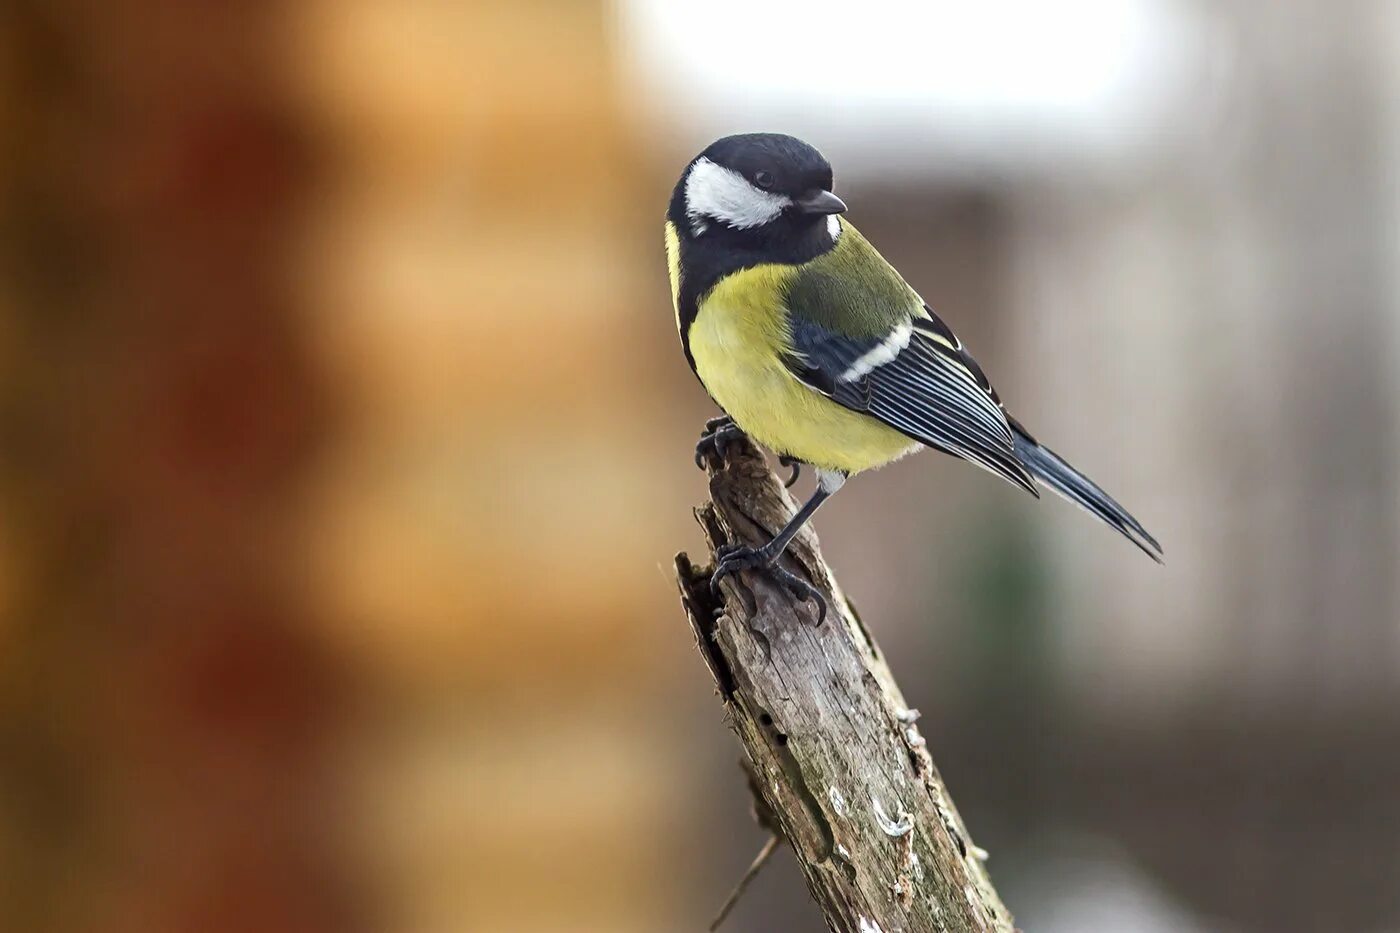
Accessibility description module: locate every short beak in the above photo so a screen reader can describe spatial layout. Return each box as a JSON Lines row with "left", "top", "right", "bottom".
{"left": 792, "top": 189, "right": 847, "bottom": 216}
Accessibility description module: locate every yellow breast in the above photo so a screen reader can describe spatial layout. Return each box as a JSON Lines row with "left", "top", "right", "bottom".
{"left": 688, "top": 266, "right": 919, "bottom": 474}
{"left": 664, "top": 221, "right": 683, "bottom": 333}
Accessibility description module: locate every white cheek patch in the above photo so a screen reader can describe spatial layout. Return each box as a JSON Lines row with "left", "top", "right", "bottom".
{"left": 685, "top": 157, "right": 791, "bottom": 232}
{"left": 827, "top": 214, "right": 842, "bottom": 241}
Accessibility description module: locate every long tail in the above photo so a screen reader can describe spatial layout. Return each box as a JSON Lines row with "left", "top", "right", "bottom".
{"left": 1009, "top": 419, "right": 1163, "bottom": 563}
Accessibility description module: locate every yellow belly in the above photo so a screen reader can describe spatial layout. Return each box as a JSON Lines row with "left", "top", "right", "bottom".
{"left": 689, "top": 267, "right": 919, "bottom": 474}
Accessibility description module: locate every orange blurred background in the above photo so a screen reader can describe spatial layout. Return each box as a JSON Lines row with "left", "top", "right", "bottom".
{"left": 3, "top": 2, "right": 1400, "bottom": 932}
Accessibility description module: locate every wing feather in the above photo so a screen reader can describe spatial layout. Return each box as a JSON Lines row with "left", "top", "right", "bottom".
{"left": 787, "top": 313, "right": 1036, "bottom": 494}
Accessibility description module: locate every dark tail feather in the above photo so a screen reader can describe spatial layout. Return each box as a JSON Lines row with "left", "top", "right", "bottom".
{"left": 1011, "top": 422, "right": 1163, "bottom": 563}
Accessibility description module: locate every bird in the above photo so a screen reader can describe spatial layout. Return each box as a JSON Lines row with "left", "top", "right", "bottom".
{"left": 665, "top": 133, "right": 1161, "bottom": 623}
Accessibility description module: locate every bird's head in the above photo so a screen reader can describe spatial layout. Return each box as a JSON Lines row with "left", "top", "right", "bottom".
{"left": 669, "top": 133, "right": 846, "bottom": 245}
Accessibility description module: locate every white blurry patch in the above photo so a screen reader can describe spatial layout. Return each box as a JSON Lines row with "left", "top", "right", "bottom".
{"left": 1012, "top": 834, "right": 1219, "bottom": 933}
{"left": 858, "top": 918, "right": 884, "bottom": 933}
{"left": 617, "top": 0, "right": 1207, "bottom": 179}
{"left": 828, "top": 785, "right": 848, "bottom": 816}
{"left": 816, "top": 467, "right": 847, "bottom": 494}
{"left": 827, "top": 214, "right": 842, "bottom": 241}
{"left": 838, "top": 322, "right": 913, "bottom": 382}
{"left": 684, "top": 157, "right": 791, "bottom": 232}
{"left": 871, "top": 794, "right": 914, "bottom": 837}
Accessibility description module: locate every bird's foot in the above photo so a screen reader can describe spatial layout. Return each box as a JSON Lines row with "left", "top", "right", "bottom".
{"left": 703, "top": 415, "right": 733, "bottom": 432}
{"left": 696, "top": 416, "right": 746, "bottom": 469}
{"left": 710, "top": 542, "right": 827, "bottom": 625}
{"left": 777, "top": 455, "right": 802, "bottom": 488}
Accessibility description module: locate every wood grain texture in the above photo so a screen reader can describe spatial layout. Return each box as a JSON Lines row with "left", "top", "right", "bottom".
{"left": 676, "top": 437, "right": 1015, "bottom": 933}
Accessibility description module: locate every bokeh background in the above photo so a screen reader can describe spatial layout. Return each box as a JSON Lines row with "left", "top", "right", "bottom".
{"left": 2, "top": 1, "right": 1399, "bottom": 931}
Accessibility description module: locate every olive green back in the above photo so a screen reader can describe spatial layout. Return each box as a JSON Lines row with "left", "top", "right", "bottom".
{"left": 784, "top": 220, "right": 921, "bottom": 338}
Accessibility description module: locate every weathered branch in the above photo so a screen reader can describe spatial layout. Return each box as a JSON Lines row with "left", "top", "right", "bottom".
{"left": 675, "top": 438, "right": 1015, "bottom": 933}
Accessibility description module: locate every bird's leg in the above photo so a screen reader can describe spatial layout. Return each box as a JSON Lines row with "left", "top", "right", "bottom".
{"left": 696, "top": 414, "right": 746, "bottom": 469}
{"left": 777, "top": 455, "right": 802, "bottom": 488}
{"left": 711, "top": 470, "right": 846, "bottom": 625}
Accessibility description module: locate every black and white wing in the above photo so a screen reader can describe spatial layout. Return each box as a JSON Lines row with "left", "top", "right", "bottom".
{"left": 786, "top": 307, "right": 1037, "bottom": 494}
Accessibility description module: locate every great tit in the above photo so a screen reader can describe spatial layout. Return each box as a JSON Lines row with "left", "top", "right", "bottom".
{"left": 666, "top": 133, "right": 1161, "bottom": 622}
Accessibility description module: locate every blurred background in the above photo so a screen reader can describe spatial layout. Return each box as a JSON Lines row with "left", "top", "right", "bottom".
{"left": 2, "top": 1, "right": 1399, "bottom": 931}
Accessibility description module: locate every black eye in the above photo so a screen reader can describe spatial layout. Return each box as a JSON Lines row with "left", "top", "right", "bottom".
{"left": 753, "top": 171, "right": 774, "bottom": 190}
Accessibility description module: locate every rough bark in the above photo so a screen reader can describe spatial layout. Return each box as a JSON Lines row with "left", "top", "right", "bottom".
{"left": 676, "top": 438, "right": 1015, "bottom": 933}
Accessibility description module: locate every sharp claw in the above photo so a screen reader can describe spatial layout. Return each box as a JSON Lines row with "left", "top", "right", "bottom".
{"left": 696, "top": 419, "right": 746, "bottom": 471}
{"left": 771, "top": 568, "right": 827, "bottom": 626}
{"left": 710, "top": 544, "right": 760, "bottom": 596}
{"left": 709, "top": 544, "right": 827, "bottom": 625}
{"left": 711, "top": 564, "right": 747, "bottom": 596}
{"left": 709, "top": 567, "right": 730, "bottom": 596}
{"left": 778, "top": 456, "right": 801, "bottom": 488}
